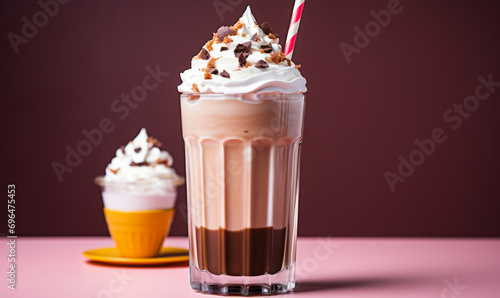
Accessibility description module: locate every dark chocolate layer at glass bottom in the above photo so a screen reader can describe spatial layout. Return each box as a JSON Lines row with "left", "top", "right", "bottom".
{"left": 194, "top": 226, "right": 288, "bottom": 276}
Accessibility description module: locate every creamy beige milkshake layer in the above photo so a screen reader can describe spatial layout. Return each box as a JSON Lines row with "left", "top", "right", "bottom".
{"left": 181, "top": 96, "right": 304, "bottom": 231}
{"left": 179, "top": 6, "right": 306, "bottom": 278}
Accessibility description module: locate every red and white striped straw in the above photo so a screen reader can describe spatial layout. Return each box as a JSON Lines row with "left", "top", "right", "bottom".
{"left": 284, "top": 0, "right": 305, "bottom": 59}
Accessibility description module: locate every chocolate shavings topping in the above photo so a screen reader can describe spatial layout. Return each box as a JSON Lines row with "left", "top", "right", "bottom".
{"left": 200, "top": 48, "right": 210, "bottom": 60}
{"left": 220, "top": 70, "right": 230, "bottom": 78}
{"left": 130, "top": 161, "right": 149, "bottom": 167}
{"left": 134, "top": 148, "right": 141, "bottom": 153}
{"left": 255, "top": 60, "right": 269, "bottom": 69}
{"left": 220, "top": 46, "right": 228, "bottom": 51}
{"left": 238, "top": 54, "right": 247, "bottom": 67}
{"left": 209, "top": 68, "right": 219, "bottom": 75}
{"left": 260, "top": 44, "right": 273, "bottom": 53}
{"left": 235, "top": 52, "right": 250, "bottom": 59}
{"left": 260, "top": 22, "right": 273, "bottom": 35}
{"left": 234, "top": 41, "right": 252, "bottom": 58}
{"left": 217, "top": 26, "right": 235, "bottom": 41}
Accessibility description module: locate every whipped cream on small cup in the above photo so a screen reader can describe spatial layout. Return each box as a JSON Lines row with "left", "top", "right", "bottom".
{"left": 104, "top": 128, "right": 178, "bottom": 183}
{"left": 178, "top": 6, "right": 307, "bottom": 94}
{"left": 96, "top": 128, "right": 184, "bottom": 211}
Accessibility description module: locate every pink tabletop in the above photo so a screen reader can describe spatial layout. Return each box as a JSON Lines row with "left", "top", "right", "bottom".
{"left": 1, "top": 237, "right": 499, "bottom": 297}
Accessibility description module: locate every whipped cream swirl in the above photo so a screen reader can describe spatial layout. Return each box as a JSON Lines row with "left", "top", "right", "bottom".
{"left": 104, "top": 128, "right": 178, "bottom": 183}
{"left": 178, "top": 6, "right": 307, "bottom": 94}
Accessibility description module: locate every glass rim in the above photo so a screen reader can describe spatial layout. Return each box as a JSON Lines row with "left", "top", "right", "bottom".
{"left": 180, "top": 92, "right": 305, "bottom": 99}
{"left": 94, "top": 176, "right": 185, "bottom": 188}
{"left": 180, "top": 93, "right": 305, "bottom": 104}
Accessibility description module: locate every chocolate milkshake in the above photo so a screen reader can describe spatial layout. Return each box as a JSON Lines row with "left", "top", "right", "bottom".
{"left": 178, "top": 6, "right": 307, "bottom": 295}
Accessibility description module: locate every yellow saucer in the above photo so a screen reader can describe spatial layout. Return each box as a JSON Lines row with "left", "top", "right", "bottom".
{"left": 83, "top": 246, "right": 189, "bottom": 265}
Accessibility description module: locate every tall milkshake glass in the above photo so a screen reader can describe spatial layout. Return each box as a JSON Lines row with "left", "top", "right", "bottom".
{"left": 180, "top": 93, "right": 305, "bottom": 294}
{"left": 177, "top": 6, "right": 307, "bottom": 295}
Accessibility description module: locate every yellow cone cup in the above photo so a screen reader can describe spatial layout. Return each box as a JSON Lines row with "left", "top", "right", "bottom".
{"left": 104, "top": 208, "right": 175, "bottom": 258}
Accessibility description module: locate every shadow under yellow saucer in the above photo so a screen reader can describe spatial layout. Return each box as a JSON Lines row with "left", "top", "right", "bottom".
{"left": 83, "top": 246, "right": 188, "bottom": 265}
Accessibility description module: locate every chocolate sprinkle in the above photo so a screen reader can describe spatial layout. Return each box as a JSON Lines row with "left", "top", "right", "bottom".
{"left": 234, "top": 41, "right": 252, "bottom": 60}
{"left": 238, "top": 54, "right": 247, "bottom": 67}
{"left": 255, "top": 60, "right": 269, "bottom": 69}
{"left": 220, "top": 70, "right": 230, "bottom": 78}
{"left": 200, "top": 48, "right": 210, "bottom": 60}
{"left": 260, "top": 22, "right": 273, "bottom": 35}
{"left": 134, "top": 147, "right": 141, "bottom": 153}
{"left": 234, "top": 41, "right": 252, "bottom": 58}
{"left": 260, "top": 44, "right": 273, "bottom": 53}
{"left": 209, "top": 68, "right": 219, "bottom": 75}
{"left": 220, "top": 46, "right": 228, "bottom": 51}
{"left": 217, "top": 26, "right": 235, "bottom": 41}
{"left": 235, "top": 52, "right": 250, "bottom": 59}
{"left": 251, "top": 33, "right": 259, "bottom": 41}
{"left": 130, "top": 161, "right": 149, "bottom": 167}
{"left": 240, "top": 41, "right": 252, "bottom": 52}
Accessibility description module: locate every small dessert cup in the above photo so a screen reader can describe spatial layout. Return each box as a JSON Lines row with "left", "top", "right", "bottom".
{"left": 95, "top": 176, "right": 185, "bottom": 258}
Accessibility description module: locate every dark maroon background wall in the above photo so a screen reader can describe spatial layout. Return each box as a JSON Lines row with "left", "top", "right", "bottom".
{"left": 1, "top": 0, "right": 499, "bottom": 237}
